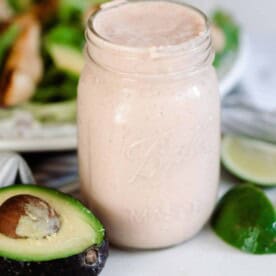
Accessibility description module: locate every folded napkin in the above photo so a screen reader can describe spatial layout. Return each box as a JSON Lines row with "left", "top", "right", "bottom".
{"left": 0, "top": 152, "right": 35, "bottom": 187}
{"left": 222, "top": 36, "right": 276, "bottom": 143}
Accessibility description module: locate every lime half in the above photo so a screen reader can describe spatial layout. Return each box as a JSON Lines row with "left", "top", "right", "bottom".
{"left": 222, "top": 135, "right": 276, "bottom": 186}
{"left": 211, "top": 184, "right": 276, "bottom": 254}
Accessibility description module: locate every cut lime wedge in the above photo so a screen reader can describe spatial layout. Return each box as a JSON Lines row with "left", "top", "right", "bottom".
{"left": 211, "top": 184, "right": 276, "bottom": 254}
{"left": 222, "top": 135, "right": 276, "bottom": 186}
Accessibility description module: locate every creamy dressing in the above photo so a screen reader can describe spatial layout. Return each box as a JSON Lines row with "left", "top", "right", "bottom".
{"left": 78, "top": 0, "right": 220, "bottom": 249}
{"left": 93, "top": 1, "right": 205, "bottom": 47}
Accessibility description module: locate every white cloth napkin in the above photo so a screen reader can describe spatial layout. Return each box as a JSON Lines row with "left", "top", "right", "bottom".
{"left": 222, "top": 36, "right": 276, "bottom": 143}
{"left": 0, "top": 152, "right": 35, "bottom": 187}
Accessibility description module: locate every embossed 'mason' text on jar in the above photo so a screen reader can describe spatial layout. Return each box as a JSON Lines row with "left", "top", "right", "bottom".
{"left": 78, "top": 0, "right": 220, "bottom": 249}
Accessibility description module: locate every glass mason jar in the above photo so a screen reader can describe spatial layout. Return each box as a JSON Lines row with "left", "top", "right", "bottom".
{"left": 78, "top": 0, "right": 220, "bottom": 249}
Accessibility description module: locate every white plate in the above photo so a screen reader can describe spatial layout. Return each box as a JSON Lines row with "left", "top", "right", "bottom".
{"left": 0, "top": 121, "right": 77, "bottom": 152}
{"left": 0, "top": 34, "right": 248, "bottom": 152}
{"left": 0, "top": 135, "right": 77, "bottom": 152}
{"left": 101, "top": 177, "right": 276, "bottom": 276}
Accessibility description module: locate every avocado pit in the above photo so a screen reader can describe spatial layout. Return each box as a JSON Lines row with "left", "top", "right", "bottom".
{"left": 0, "top": 194, "right": 61, "bottom": 239}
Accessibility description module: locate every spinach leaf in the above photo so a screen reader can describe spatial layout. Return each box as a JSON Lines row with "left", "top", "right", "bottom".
{"left": 212, "top": 10, "right": 240, "bottom": 68}
{"left": 32, "top": 67, "right": 78, "bottom": 103}
{"left": 58, "top": 0, "right": 107, "bottom": 23}
{"left": 44, "top": 24, "right": 84, "bottom": 49}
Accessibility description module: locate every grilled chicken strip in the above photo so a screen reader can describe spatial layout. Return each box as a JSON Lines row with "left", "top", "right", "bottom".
{"left": 0, "top": 14, "right": 43, "bottom": 107}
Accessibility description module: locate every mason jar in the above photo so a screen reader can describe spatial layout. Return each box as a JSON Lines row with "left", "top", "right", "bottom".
{"left": 78, "top": 0, "right": 220, "bottom": 249}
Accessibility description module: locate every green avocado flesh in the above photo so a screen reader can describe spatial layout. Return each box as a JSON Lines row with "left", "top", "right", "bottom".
{"left": 0, "top": 185, "right": 104, "bottom": 262}
{"left": 211, "top": 185, "right": 276, "bottom": 254}
{"left": 48, "top": 44, "right": 84, "bottom": 76}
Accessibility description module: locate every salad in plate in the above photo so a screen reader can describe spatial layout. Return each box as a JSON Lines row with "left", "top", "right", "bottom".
{"left": 0, "top": 0, "right": 239, "bottom": 140}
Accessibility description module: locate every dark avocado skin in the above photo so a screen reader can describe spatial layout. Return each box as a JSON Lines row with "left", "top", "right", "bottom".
{"left": 0, "top": 240, "right": 108, "bottom": 276}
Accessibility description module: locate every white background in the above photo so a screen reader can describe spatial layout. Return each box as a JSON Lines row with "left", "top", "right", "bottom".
{"left": 186, "top": 0, "right": 276, "bottom": 35}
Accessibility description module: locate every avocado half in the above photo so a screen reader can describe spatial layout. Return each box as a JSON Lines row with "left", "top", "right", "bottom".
{"left": 0, "top": 185, "right": 108, "bottom": 276}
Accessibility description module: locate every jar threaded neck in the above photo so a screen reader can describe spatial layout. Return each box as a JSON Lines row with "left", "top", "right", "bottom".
{"left": 85, "top": 0, "right": 214, "bottom": 75}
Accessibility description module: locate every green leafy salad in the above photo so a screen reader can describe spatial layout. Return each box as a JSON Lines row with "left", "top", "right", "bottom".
{"left": 0, "top": 0, "right": 240, "bottom": 124}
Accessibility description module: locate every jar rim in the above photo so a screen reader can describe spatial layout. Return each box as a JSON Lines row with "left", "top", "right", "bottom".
{"left": 87, "top": 0, "right": 211, "bottom": 55}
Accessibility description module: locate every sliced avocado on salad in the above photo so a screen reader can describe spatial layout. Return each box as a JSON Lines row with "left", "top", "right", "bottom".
{"left": 44, "top": 24, "right": 84, "bottom": 77}
{"left": 0, "top": 184, "right": 108, "bottom": 276}
{"left": 47, "top": 44, "right": 84, "bottom": 76}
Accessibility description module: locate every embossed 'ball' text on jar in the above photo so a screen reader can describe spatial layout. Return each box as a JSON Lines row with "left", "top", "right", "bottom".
{"left": 78, "top": 0, "right": 220, "bottom": 249}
